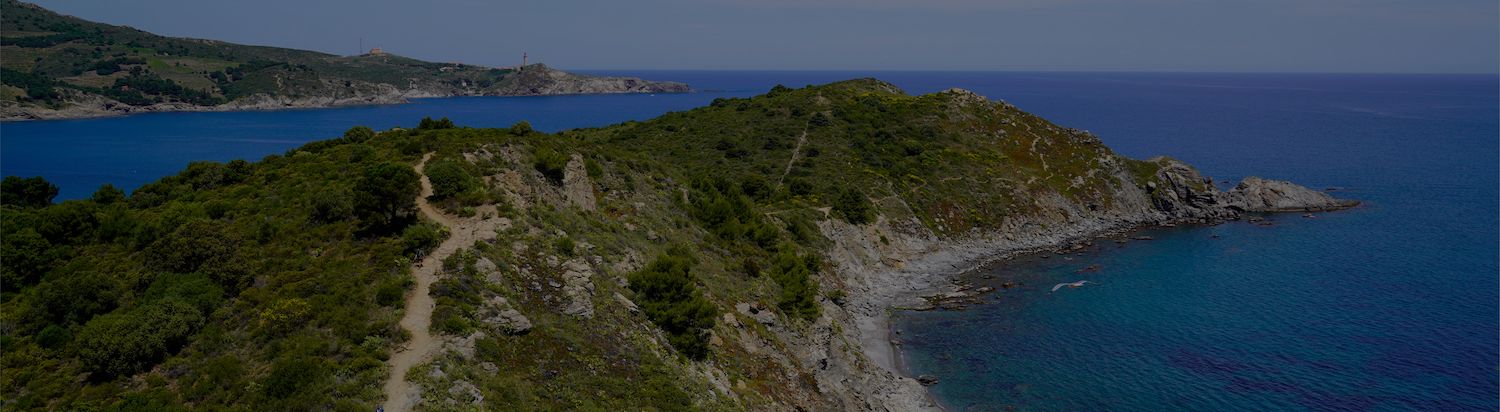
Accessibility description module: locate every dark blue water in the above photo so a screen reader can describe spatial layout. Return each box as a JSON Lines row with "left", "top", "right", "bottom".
{"left": 2, "top": 72, "right": 1496, "bottom": 410}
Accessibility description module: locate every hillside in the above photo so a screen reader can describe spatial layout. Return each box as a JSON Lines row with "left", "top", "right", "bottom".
{"left": 0, "top": 79, "right": 1353, "bottom": 410}
{"left": 0, "top": 0, "right": 689, "bottom": 120}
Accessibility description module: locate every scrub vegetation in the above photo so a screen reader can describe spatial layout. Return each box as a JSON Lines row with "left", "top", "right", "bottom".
{"left": 1, "top": 78, "right": 1162, "bottom": 410}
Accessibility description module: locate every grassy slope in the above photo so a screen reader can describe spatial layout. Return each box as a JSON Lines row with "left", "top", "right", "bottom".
{"left": 0, "top": 80, "right": 1168, "bottom": 410}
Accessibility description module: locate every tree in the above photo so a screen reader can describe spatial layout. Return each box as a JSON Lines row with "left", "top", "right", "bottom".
{"left": 37, "top": 201, "right": 99, "bottom": 244}
{"left": 628, "top": 252, "right": 718, "bottom": 360}
{"left": 91, "top": 184, "right": 126, "bottom": 205}
{"left": 353, "top": 162, "right": 420, "bottom": 233}
{"left": 1, "top": 228, "right": 56, "bottom": 287}
{"left": 510, "top": 120, "right": 533, "bottom": 136}
{"left": 769, "top": 248, "right": 820, "bottom": 320}
{"left": 342, "top": 125, "right": 376, "bottom": 143}
{"left": 832, "top": 188, "right": 873, "bottom": 225}
{"left": 418, "top": 117, "right": 455, "bottom": 130}
{"left": 37, "top": 271, "right": 122, "bottom": 325}
{"left": 2, "top": 176, "right": 58, "bottom": 208}
{"left": 424, "top": 160, "right": 476, "bottom": 199}
{"left": 309, "top": 188, "right": 354, "bottom": 223}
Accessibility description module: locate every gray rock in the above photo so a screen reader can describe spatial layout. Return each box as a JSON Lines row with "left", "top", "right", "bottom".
{"left": 483, "top": 296, "right": 532, "bottom": 335}
{"left": 562, "top": 155, "right": 598, "bottom": 211}
{"left": 560, "top": 259, "right": 596, "bottom": 319}
{"left": 446, "top": 380, "right": 484, "bottom": 406}
{"left": 1226, "top": 177, "right": 1360, "bottom": 212}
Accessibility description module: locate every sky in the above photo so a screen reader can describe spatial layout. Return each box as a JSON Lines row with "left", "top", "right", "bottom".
{"left": 27, "top": 0, "right": 1500, "bottom": 73}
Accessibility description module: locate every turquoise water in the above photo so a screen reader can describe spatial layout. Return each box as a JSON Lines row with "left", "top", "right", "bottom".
{"left": 2, "top": 72, "right": 1496, "bottom": 410}
{"left": 891, "top": 74, "right": 1499, "bottom": 411}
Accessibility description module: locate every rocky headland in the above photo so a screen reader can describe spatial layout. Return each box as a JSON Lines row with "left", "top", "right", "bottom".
{"left": 0, "top": 64, "right": 689, "bottom": 121}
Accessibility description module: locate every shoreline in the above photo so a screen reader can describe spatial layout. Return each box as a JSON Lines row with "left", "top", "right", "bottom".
{"left": 0, "top": 89, "right": 696, "bottom": 123}
{"left": 866, "top": 207, "right": 1358, "bottom": 411}
{"left": 867, "top": 217, "right": 1214, "bottom": 412}
{"left": 878, "top": 219, "right": 1185, "bottom": 410}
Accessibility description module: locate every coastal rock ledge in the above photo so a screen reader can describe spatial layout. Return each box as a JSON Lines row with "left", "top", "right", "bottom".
{"left": 789, "top": 87, "right": 1359, "bottom": 412}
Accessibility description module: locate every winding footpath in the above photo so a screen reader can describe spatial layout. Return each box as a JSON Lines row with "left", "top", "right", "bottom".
{"left": 382, "top": 153, "right": 504, "bottom": 411}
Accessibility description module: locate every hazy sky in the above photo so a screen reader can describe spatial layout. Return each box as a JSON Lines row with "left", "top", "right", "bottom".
{"left": 28, "top": 0, "right": 1500, "bottom": 73}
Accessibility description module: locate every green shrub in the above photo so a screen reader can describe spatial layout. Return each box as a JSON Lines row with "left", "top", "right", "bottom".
{"left": 554, "top": 237, "right": 576, "bottom": 256}
{"left": 400, "top": 221, "right": 447, "bottom": 258}
{"left": 310, "top": 188, "right": 354, "bottom": 223}
{"left": 417, "top": 117, "right": 455, "bottom": 130}
{"left": 1, "top": 228, "right": 56, "bottom": 286}
{"left": 146, "top": 219, "right": 236, "bottom": 274}
{"left": 91, "top": 184, "right": 126, "bottom": 205}
{"left": 77, "top": 299, "right": 204, "bottom": 378}
{"left": 769, "top": 248, "right": 820, "bottom": 320}
{"left": 262, "top": 357, "right": 330, "bottom": 398}
{"left": 585, "top": 158, "right": 604, "bottom": 179}
{"left": 342, "top": 125, "right": 376, "bottom": 143}
{"left": 832, "top": 188, "right": 874, "bottom": 224}
{"left": 533, "top": 148, "right": 568, "bottom": 184}
{"left": 511, "top": 120, "right": 533, "bottom": 135}
{"left": 627, "top": 252, "right": 717, "bottom": 360}
{"left": 425, "top": 160, "right": 477, "bottom": 199}
{"left": 37, "top": 271, "right": 121, "bottom": 324}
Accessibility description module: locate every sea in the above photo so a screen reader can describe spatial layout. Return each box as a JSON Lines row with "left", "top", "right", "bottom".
{"left": 2, "top": 71, "right": 1496, "bottom": 411}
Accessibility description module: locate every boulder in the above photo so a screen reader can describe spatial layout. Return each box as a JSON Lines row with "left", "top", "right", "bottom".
{"left": 483, "top": 296, "right": 532, "bottom": 335}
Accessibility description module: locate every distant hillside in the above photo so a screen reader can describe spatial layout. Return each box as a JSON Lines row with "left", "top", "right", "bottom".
{"left": 0, "top": 0, "right": 689, "bottom": 120}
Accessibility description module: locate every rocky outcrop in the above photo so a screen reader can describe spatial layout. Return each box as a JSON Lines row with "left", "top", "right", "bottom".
{"left": 488, "top": 64, "right": 690, "bottom": 96}
{"left": 481, "top": 296, "right": 532, "bottom": 335}
{"left": 561, "top": 154, "right": 597, "bottom": 211}
{"left": 1225, "top": 176, "right": 1359, "bottom": 212}
{"left": 559, "top": 258, "right": 596, "bottom": 319}
{"left": 788, "top": 92, "right": 1358, "bottom": 412}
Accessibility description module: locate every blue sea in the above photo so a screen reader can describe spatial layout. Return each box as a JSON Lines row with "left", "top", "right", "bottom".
{"left": 2, "top": 71, "right": 1496, "bottom": 411}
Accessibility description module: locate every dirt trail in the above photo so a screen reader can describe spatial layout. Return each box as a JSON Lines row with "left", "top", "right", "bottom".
{"left": 777, "top": 130, "right": 809, "bottom": 185}
{"left": 382, "top": 153, "right": 506, "bottom": 411}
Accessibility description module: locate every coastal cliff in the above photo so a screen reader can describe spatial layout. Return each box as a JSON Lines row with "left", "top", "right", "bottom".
{"left": 0, "top": 79, "right": 1353, "bottom": 410}
{"left": 0, "top": 1, "right": 689, "bottom": 121}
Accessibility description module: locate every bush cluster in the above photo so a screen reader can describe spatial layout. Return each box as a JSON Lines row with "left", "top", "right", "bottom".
{"left": 627, "top": 251, "right": 717, "bottom": 360}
